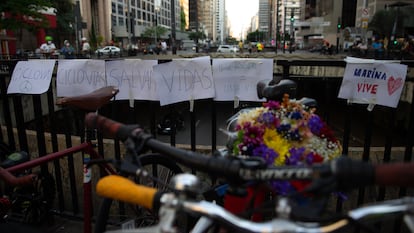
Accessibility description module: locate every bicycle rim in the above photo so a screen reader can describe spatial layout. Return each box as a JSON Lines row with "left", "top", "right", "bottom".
{"left": 94, "top": 153, "right": 183, "bottom": 233}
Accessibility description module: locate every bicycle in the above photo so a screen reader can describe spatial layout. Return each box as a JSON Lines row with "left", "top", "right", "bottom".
{"left": 0, "top": 150, "right": 55, "bottom": 225}
{"left": 86, "top": 113, "right": 414, "bottom": 233}
{"left": 0, "top": 86, "right": 183, "bottom": 233}
{"left": 88, "top": 77, "right": 345, "bottom": 232}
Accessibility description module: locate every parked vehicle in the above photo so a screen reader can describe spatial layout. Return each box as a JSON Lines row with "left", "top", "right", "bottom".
{"left": 217, "top": 45, "right": 239, "bottom": 53}
{"left": 95, "top": 46, "right": 121, "bottom": 57}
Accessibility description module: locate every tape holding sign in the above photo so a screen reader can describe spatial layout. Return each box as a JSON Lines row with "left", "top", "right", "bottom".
{"left": 338, "top": 57, "right": 407, "bottom": 110}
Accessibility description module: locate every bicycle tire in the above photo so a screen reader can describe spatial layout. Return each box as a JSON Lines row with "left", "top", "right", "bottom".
{"left": 94, "top": 153, "right": 183, "bottom": 233}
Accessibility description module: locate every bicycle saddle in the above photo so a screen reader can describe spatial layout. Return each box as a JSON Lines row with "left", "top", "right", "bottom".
{"left": 257, "top": 79, "right": 297, "bottom": 101}
{"left": 56, "top": 86, "right": 119, "bottom": 111}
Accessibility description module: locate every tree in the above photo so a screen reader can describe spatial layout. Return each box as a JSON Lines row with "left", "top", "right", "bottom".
{"left": 0, "top": 0, "right": 53, "bottom": 31}
{"left": 55, "top": 0, "right": 75, "bottom": 46}
{"left": 0, "top": 0, "right": 53, "bottom": 50}
{"left": 142, "top": 26, "right": 168, "bottom": 39}
{"left": 180, "top": 7, "right": 186, "bottom": 31}
{"left": 88, "top": 20, "right": 101, "bottom": 50}
{"left": 369, "top": 7, "right": 411, "bottom": 39}
{"left": 225, "top": 36, "right": 237, "bottom": 45}
{"left": 188, "top": 31, "right": 206, "bottom": 42}
{"left": 246, "top": 30, "right": 265, "bottom": 42}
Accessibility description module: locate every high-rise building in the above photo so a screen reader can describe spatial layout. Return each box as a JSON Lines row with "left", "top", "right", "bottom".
{"left": 189, "top": 0, "right": 225, "bottom": 44}
{"left": 86, "top": 0, "right": 181, "bottom": 47}
{"left": 180, "top": 0, "right": 190, "bottom": 30}
{"left": 258, "top": 0, "right": 270, "bottom": 40}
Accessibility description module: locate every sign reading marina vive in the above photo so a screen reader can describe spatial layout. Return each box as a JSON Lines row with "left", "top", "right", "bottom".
{"left": 338, "top": 57, "right": 407, "bottom": 109}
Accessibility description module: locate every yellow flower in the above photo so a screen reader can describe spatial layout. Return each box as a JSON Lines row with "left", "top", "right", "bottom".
{"left": 263, "top": 128, "right": 291, "bottom": 166}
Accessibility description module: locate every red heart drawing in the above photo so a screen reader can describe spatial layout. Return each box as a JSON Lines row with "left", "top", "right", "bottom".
{"left": 387, "top": 76, "right": 403, "bottom": 95}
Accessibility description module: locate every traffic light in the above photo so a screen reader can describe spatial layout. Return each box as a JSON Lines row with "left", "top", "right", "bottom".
{"left": 290, "top": 16, "right": 295, "bottom": 22}
{"left": 337, "top": 17, "right": 341, "bottom": 32}
{"left": 393, "top": 40, "right": 398, "bottom": 45}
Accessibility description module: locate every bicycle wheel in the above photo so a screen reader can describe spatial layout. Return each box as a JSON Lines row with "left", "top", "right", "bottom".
{"left": 94, "top": 153, "right": 183, "bottom": 233}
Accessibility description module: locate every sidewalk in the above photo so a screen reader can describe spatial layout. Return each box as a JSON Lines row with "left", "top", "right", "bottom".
{"left": 44, "top": 216, "right": 85, "bottom": 233}
{"left": 0, "top": 216, "right": 85, "bottom": 233}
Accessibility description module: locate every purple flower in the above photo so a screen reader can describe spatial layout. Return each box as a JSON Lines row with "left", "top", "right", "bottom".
{"left": 277, "top": 123, "right": 291, "bottom": 133}
{"left": 271, "top": 180, "right": 295, "bottom": 195}
{"left": 253, "top": 144, "right": 278, "bottom": 165}
{"left": 290, "top": 110, "right": 303, "bottom": 120}
{"left": 305, "top": 152, "right": 315, "bottom": 165}
{"left": 258, "top": 112, "right": 275, "bottom": 126}
{"left": 242, "top": 125, "right": 264, "bottom": 145}
{"left": 263, "top": 101, "right": 280, "bottom": 110}
{"left": 287, "top": 129, "right": 301, "bottom": 141}
{"left": 308, "top": 115, "right": 323, "bottom": 135}
{"left": 286, "top": 147, "right": 305, "bottom": 165}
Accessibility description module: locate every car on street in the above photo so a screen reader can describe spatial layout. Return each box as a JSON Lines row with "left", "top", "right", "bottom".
{"left": 216, "top": 45, "right": 239, "bottom": 53}
{"left": 95, "top": 46, "right": 121, "bottom": 57}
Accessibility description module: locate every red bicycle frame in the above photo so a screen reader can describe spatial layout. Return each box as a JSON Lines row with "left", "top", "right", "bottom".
{"left": 5, "top": 141, "right": 116, "bottom": 233}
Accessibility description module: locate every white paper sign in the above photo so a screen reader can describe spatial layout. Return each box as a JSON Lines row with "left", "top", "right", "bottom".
{"left": 106, "top": 59, "right": 158, "bottom": 101}
{"left": 7, "top": 60, "right": 55, "bottom": 94}
{"left": 338, "top": 57, "right": 407, "bottom": 108}
{"left": 56, "top": 59, "right": 106, "bottom": 97}
{"left": 212, "top": 58, "right": 273, "bottom": 101}
{"left": 153, "top": 56, "right": 214, "bottom": 106}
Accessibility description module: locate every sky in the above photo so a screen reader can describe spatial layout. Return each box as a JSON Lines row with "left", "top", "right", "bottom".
{"left": 225, "top": 0, "right": 259, "bottom": 40}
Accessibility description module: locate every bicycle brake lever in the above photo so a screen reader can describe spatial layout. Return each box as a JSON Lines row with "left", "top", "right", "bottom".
{"left": 238, "top": 156, "right": 267, "bottom": 169}
{"left": 301, "top": 176, "right": 337, "bottom": 195}
{"left": 86, "top": 159, "right": 114, "bottom": 168}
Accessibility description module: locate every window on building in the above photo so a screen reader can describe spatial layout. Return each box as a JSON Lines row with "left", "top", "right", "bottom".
{"left": 111, "top": 15, "right": 117, "bottom": 26}
{"left": 118, "top": 4, "right": 123, "bottom": 15}
{"left": 112, "top": 3, "right": 116, "bottom": 13}
{"left": 119, "top": 16, "right": 124, "bottom": 26}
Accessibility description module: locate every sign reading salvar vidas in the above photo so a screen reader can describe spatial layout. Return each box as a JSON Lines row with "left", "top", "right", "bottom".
{"left": 8, "top": 57, "right": 274, "bottom": 107}
{"left": 338, "top": 57, "right": 408, "bottom": 109}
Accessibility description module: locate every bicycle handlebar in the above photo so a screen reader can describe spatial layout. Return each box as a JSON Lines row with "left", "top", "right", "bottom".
{"left": 85, "top": 113, "right": 414, "bottom": 190}
{"left": 97, "top": 175, "right": 414, "bottom": 233}
{"left": 96, "top": 175, "right": 159, "bottom": 210}
{"left": 0, "top": 167, "right": 36, "bottom": 186}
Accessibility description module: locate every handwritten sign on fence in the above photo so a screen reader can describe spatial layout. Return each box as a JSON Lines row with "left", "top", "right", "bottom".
{"left": 56, "top": 59, "right": 106, "bottom": 97}
{"left": 212, "top": 58, "right": 273, "bottom": 101}
{"left": 338, "top": 57, "right": 407, "bottom": 108}
{"left": 7, "top": 60, "right": 55, "bottom": 94}
{"left": 106, "top": 59, "right": 158, "bottom": 100}
{"left": 153, "top": 56, "right": 214, "bottom": 106}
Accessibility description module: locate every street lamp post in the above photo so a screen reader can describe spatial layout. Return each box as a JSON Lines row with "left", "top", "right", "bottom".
{"left": 154, "top": 0, "right": 161, "bottom": 47}
{"left": 126, "top": 0, "right": 131, "bottom": 47}
{"left": 283, "top": 5, "right": 286, "bottom": 53}
{"left": 170, "top": 0, "right": 177, "bottom": 54}
{"left": 275, "top": 0, "right": 280, "bottom": 54}
{"left": 195, "top": 0, "right": 199, "bottom": 53}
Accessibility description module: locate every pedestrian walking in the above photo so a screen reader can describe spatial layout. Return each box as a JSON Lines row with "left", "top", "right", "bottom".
{"left": 81, "top": 37, "right": 91, "bottom": 58}
{"left": 161, "top": 40, "right": 167, "bottom": 55}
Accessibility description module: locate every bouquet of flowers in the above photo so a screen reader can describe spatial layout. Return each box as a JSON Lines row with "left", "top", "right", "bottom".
{"left": 230, "top": 94, "right": 342, "bottom": 195}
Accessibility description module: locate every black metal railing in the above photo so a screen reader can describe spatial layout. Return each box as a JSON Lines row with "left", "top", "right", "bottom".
{"left": 0, "top": 58, "right": 413, "bottom": 228}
